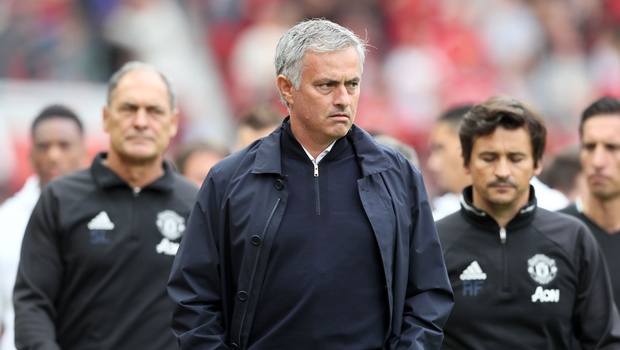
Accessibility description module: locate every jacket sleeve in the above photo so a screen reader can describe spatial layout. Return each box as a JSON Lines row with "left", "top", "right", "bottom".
{"left": 168, "top": 174, "right": 230, "bottom": 349}
{"left": 397, "top": 171, "right": 454, "bottom": 350}
{"left": 13, "top": 188, "right": 62, "bottom": 350}
{"left": 573, "top": 226, "right": 620, "bottom": 349}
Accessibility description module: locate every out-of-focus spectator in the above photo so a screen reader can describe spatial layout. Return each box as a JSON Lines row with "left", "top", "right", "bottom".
{"left": 0, "top": 115, "right": 16, "bottom": 205}
{"left": 427, "top": 104, "right": 473, "bottom": 220}
{"left": 228, "top": 0, "right": 301, "bottom": 113}
{"left": 234, "top": 104, "right": 283, "bottom": 151}
{"left": 539, "top": 146, "right": 585, "bottom": 203}
{"left": 527, "top": 0, "right": 596, "bottom": 127}
{"left": 0, "top": 104, "right": 88, "bottom": 350}
{"left": 102, "top": 0, "right": 234, "bottom": 144}
{"left": 174, "top": 140, "right": 230, "bottom": 188}
{"left": 1, "top": 0, "right": 620, "bottom": 174}
{"left": 371, "top": 132, "right": 420, "bottom": 168}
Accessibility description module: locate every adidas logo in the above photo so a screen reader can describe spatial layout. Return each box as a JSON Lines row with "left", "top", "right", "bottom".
{"left": 460, "top": 261, "right": 487, "bottom": 281}
{"left": 87, "top": 211, "right": 115, "bottom": 230}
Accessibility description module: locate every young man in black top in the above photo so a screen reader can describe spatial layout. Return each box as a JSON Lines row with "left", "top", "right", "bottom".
{"left": 436, "top": 95, "right": 620, "bottom": 349}
{"left": 560, "top": 96, "right": 620, "bottom": 309}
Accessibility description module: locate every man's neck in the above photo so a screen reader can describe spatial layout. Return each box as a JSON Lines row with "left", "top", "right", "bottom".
{"left": 487, "top": 207, "right": 520, "bottom": 229}
{"left": 473, "top": 194, "right": 527, "bottom": 229}
{"left": 582, "top": 194, "right": 620, "bottom": 234}
{"left": 104, "top": 153, "right": 165, "bottom": 189}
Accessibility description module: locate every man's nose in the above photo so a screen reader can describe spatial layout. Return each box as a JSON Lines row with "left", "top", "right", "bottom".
{"left": 333, "top": 85, "right": 351, "bottom": 108}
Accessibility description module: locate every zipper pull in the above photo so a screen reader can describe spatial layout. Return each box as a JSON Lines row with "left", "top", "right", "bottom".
{"left": 313, "top": 162, "right": 319, "bottom": 177}
{"left": 499, "top": 227, "right": 506, "bottom": 244}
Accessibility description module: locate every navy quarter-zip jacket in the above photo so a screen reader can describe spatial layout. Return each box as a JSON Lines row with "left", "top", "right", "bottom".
{"left": 168, "top": 118, "right": 454, "bottom": 350}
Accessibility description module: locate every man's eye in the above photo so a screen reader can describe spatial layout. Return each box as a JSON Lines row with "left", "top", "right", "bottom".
{"left": 582, "top": 144, "right": 595, "bottom": 151}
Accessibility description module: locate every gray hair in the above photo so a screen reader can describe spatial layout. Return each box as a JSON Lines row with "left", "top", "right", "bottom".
{"left": 107, "top": 61, "right": 177, "bottom": 109}
{"left": 274, "top": 18, "right": 367, "bottom": 105}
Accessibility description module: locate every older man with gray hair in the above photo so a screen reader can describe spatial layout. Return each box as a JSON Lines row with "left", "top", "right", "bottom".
{"left": 169, "top": 18, "right": 453, "bottom": 350}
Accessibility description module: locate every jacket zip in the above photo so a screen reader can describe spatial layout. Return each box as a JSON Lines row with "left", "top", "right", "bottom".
{"left": 313, "top": 162, "right": 320, "bottom": 216}
{"left": 499, "top": 227, "right": 509, "bottom": 292}
{"left": 234, "top": 198, "right": 281, "bottom": 349}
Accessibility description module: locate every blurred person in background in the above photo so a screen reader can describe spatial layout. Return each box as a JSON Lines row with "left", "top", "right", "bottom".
{"left": 234, "top": 104, "right": 283, "bottom": 151}
{"left": 13, "top": 61, "right": 198, "bottom": 350}
{"left": 372, "top": 132, "right": 420, "bottom": 168}
{"left": 0, "top": 105, "right": 87, "bottom": 350}
{"left": 169, "top": 18, "right": 453, "bottom": 349}
{"left": 560, "top": 96, "right": 620, "bottom": 309}
{"left": 0, "top": 117, "right": 16, "bottom": 205}
{"left": 427, "top": 104, "right": 474, "bottom": 220}
{"left": 437, "top": 95, "right": 620, "bottom": 349}
{"left": 174, "top": 140, "right": 230, "bottom": 188}
{"left": 538, "top": 146, "right": 585, "bottom": 203}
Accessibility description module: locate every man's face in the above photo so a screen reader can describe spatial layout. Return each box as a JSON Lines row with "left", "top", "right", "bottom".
{"left": 282, "top": 47, "right": 361, "bottom": 148}
{"left": 467, "top": 126, "right": 541, "bottom": 212}
{"left": 580, "top": 114, "right": 620, "bottom": 201}
{"left": 31, "top": 118, "right": 86, "bottom": 187}
{"left": 103, "top": 69, "right": 178, "bottom": 165}
{"left": 427, "top": 121, "right": 471, "bottom": 194}
{"left": 182, "top": 150, "right": 224, "bottom": 188}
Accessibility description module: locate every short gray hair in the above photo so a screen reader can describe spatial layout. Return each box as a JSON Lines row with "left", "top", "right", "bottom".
{"left": 274, "top": 18, "right": 367, "bottom": 105}
{"left": 107, "top": 61, "right": 177, "bottom": 109}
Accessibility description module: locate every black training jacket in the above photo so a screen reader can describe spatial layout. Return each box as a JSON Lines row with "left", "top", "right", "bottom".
{"left": 13, "top": 152, "right": 198, "bottom": 350}
{"left": 436, "top": 186, "right": 620, "bottom": 350}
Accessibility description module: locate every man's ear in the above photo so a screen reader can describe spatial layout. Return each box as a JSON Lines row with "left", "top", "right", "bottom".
{"left": 170, "top": 108, "right": 180, "bottom": 138}
{"left": 533, "top": 159, "right": 543, "bottom": 177}
{"left": 103, "top": 106, "right": 110, "bottom": 133}
{"left": 277, "top": 75, "right": 294, "bottom": 106}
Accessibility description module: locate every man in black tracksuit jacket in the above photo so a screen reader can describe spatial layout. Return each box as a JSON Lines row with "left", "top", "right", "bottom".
{"left": 436, "top": 95, "right": 620, "bottom": 349}
{"left": 13, "top": 62, "right": 198, "bottom": 350}
{"left": 559, "top": 96, "right": 620, "bottom": 311}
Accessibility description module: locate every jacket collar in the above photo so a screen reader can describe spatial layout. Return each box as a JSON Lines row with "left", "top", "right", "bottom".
{"left": 459, "top": 184, "right": 538, "bottom": 230}
{"left": 91, "top": 152, "right": 176, "bottom": 192}
{"left": 252, "top": 116, "right": 392, "bottom": 176}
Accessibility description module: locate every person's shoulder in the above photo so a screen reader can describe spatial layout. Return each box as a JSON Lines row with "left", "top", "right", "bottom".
{"left": 435, "top": 210, "right": 465, "bottom": 231}
{"left": 435, "top": 211, "right": 468, "bottom": 253}
{"left": 45, "top": 168, "right": 92, "bottom": 194}
{"left": 533, "top": 208, "right": 592, "bottom": 245}
{"left": 535, "top": 207, "right": 585, "bottom": 228}
{"left": 557, "top": 203, "right": 578, "bottom": 216}
{"left": 172, "top": 171, "right": 200, "bottom": 195}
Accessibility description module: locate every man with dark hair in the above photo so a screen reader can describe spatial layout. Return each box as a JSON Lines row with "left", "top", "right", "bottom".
{"left": 234, "top": 104, "right": 283, "bottom": 151}
{"left": 0, "top": 104, "right": 87, "bottom": 350}
{"left": 560, "top": 96, "right": 620, "bottom": 309}
{"left": 13, "top": 61, "right": 198, "bottom": 350}
{"left": 436, "top": 95, "right": 620, "bottom": 349}
{"left": 539, "top": 146, "right": 584, "bottom": 202}
{"left": 427, "top": 103, "right": 568, "bottom": 220}
{"left": 169, "top": 18, "right": 453, "bottom": 350}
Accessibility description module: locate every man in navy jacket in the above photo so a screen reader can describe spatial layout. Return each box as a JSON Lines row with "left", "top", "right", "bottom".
{"left": 168, "top": 18, "right": 453, "bottom": 350}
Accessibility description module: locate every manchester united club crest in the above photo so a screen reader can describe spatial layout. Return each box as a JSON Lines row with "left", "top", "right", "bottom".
{"left": 156, "top": 210, "right": 186, "bottom": 241}
{"left": 527, "top": 254, "right": 558, "bottom": 285}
